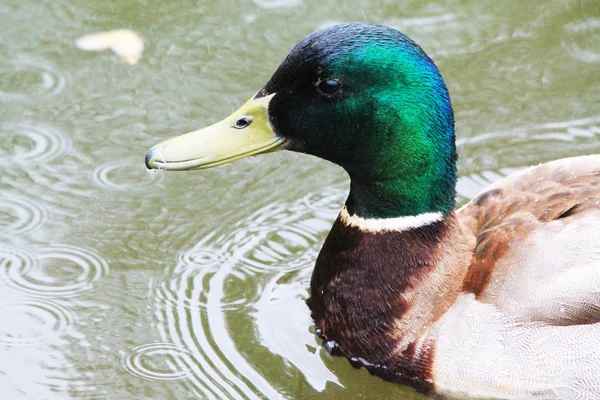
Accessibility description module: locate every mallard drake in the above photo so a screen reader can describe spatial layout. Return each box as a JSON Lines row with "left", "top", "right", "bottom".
{"left": 145, "top": 23, "right": 600, "bottom": 399}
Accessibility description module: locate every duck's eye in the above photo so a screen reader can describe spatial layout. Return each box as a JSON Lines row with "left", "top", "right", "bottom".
{"left": 317, "top": 79, "right": 342, "bottom": 96}
{"left": 234, "top": 116, "right": 253, "bottom": 129}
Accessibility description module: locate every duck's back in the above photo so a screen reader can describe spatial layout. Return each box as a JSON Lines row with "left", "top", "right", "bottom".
{"left": 431, "top": 155, "right": 600, "bottom": 399}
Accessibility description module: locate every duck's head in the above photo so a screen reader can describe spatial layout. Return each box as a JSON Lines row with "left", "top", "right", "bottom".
{"left": 146, "top": 23, "right": 456, "bottom": 219}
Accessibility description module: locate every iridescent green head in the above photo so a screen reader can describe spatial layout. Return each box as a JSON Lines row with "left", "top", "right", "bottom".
{"left": 263, "top": 23, "right": 456, "bottom": 218}
{"left": 146, "top": 23, "right": 457, "bottom": 219}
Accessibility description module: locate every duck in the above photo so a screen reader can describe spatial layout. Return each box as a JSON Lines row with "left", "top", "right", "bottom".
{"left": 145, "top": 23, "right": 600, "bottom": 399}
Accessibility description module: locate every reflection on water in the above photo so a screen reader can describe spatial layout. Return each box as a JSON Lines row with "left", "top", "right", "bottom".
{"left": 0, "top": 298, "right": 74, "bottom": 347}
{"left": 253, "top": 270, "right": 340, "bottom": 391}
{"left": 1, "top": 0, "right": 600, "bottom": 398}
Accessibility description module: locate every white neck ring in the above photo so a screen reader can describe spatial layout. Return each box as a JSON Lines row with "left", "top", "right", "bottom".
{"left": 339, "top": 206, "right": 444, "bottom": 233}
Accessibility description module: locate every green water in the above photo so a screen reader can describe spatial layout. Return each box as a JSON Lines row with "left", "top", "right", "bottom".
{"left": 1, "top": 1, "right": 600, "bottom": 398}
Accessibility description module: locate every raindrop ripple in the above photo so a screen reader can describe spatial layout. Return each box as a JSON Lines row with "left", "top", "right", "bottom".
{"left": 0, "top": 244, "right": 109, "bottom": 298}
{"left": 90, "top": 159, "right": 164, "bottom": 191}
{"left": 0, "top": 123, "right": 71, "bottom": 166}
{"left": 0, "top": 58, "right": 68, "bottom": 100}
{"left": 123, "top": 342, "right": 194, "bottom": 382}
{"left": 0, "top": 193, "right": 51, "bottom": 236}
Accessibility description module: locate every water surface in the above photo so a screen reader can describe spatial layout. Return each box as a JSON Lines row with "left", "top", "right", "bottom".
{"left": 2, "top": 0, "right": 600, "bottom": 398}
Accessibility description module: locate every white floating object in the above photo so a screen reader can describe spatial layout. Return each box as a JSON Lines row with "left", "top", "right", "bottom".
{"left": 75, "top": 29, "right": 144, "bottom": 65}
{"left": 253, "top": 0, "right": 301, "bottom": 8}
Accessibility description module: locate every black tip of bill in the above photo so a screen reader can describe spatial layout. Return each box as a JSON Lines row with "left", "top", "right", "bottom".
{"left": 145, "top": 147, "right": 158, "bottom": 170}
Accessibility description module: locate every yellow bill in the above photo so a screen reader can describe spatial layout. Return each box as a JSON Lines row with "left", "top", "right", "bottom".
{"left": 145, "top": 93, "right": 284, "bottom": 171}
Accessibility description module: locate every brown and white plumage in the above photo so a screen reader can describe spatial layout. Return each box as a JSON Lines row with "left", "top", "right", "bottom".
{"left": 461, "top": 155, "right": 600, "bottom": 325}
{"left": 431, "top": 155, "right": 600, "bottom": 399}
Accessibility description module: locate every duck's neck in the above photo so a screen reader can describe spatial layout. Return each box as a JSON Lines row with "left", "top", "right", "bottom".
{"left": 345, "top": 166, "right": 456, "bottom": 219}
{"left": 309, "top": 209, "right": 472, "bottom": 390}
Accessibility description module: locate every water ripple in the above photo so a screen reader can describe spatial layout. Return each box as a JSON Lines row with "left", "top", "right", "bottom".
{"left": 0, "top": 298, "right": 73, "bottom": 347}
{"left": 90, "top": 159, "right": 164, "bottom": 191}
{"left": 0, "top": 123, "right": 71, "bottom": 166}
{"left": 301, "top": 189, "right": 344, "bottom": 217}
{"left": 222, "top": 196, "right": 333, "bottom": 274}
{"left": 177, "top": 248, "right": 224, "bottom": 271}
{"left": 0, "top": 58, "right": 68, "bottom": 101}
{"left": 152, "top": 192, "right": 343, "bottom": 399}
{"left": 236, "top": 225, "right": 321, "bottom": 274}
{"left": 0, "top": 193, "right": 51, "bottom": 236}
{"left": 122, "top": 342, "right": 194, "bottom": 381}
{"left": 0, "top": 245, "right": 109, "bottom": 298}
{"left": 456, "top": 168, "right": 521, "bottom": 202}
{"left": 154, "top": 264, "right": 256, "bottom": 399}
{"left": 563, "top": 18, "right": 600, "bottom": 63}
{"left": 457, "top": 115, "right": 600, "bottom": 174}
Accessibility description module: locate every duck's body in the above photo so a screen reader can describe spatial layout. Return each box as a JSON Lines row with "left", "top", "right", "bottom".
{"left": 312, "top": 154, "right": 600, "bottom": 399}
{"left": 145, "top": 23, "right": 600, "bottom": 399}
{"left": 441, "top": 155, "right": 600, "bottom": 399}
